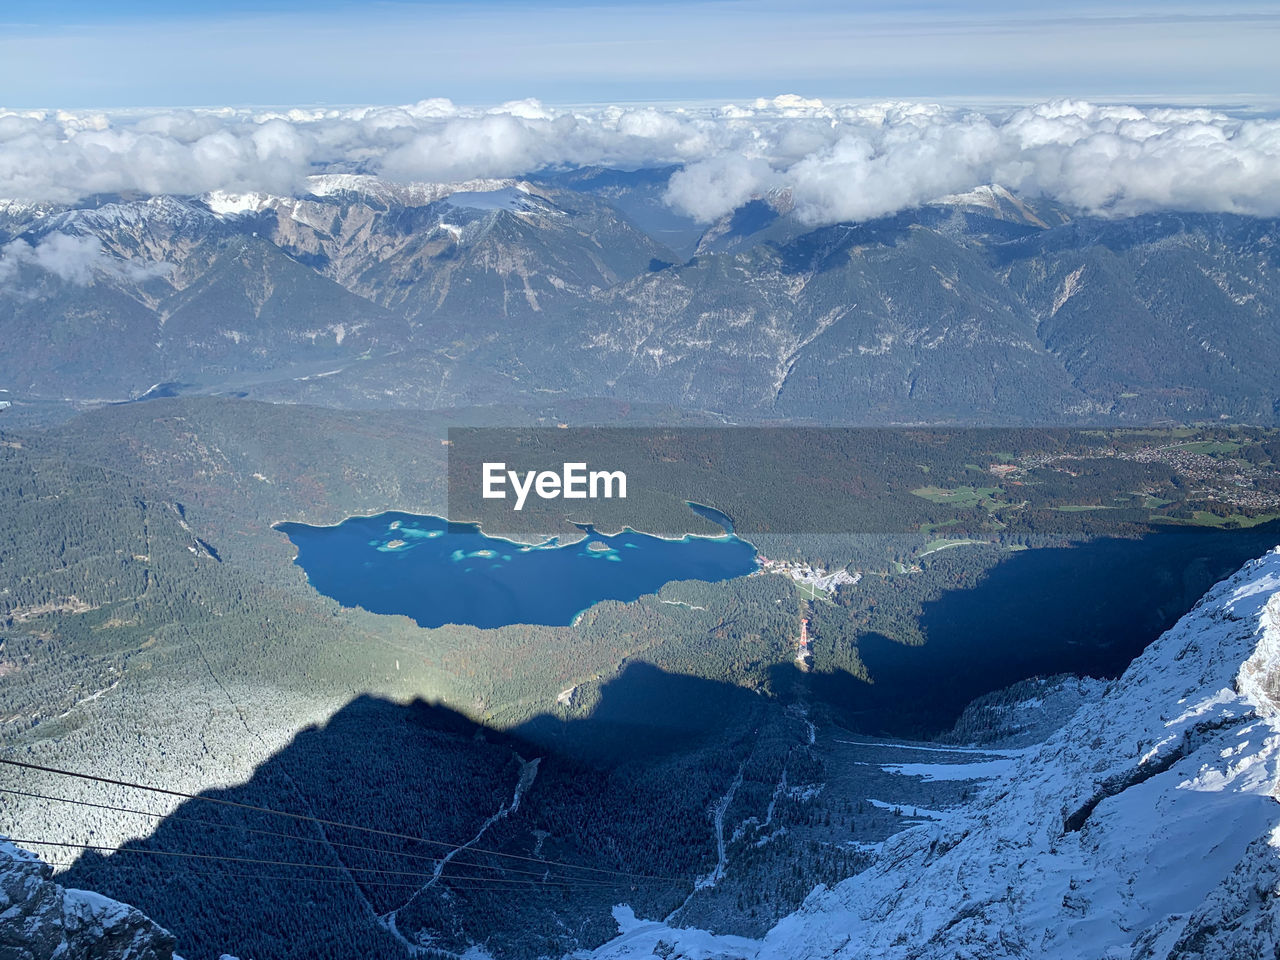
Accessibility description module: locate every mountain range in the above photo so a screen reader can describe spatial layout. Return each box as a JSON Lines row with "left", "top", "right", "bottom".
{"left": 3, "top": 174, "right": 1278, "bottom": 425}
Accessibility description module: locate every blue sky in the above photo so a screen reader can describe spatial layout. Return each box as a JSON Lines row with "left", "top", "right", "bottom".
{"left": 2, "top": 0, "right": 1278, "bottom": 108}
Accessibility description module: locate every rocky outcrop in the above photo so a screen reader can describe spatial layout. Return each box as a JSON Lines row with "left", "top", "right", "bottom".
{"left": 0, "top": 839, "right": 177, "bottom": 960}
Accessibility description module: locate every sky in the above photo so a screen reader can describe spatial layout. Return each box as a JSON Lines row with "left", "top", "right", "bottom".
{"left": 1, "top": 0, "right": 1278, "bottom": 109}
{"left": 2, "top": 2, "right": 1279, "bottom": 229}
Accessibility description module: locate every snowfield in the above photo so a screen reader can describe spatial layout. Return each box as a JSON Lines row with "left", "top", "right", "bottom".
{"left": 583, "top": 547, "right": 1280, "bottom": 960}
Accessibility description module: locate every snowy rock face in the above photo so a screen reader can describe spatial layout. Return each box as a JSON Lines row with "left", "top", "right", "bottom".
{"left": 589, "top": 547, "right": 1280, "bottom": 960}
{"left": 0, "top": 839, "right": 177, "bottom": 960}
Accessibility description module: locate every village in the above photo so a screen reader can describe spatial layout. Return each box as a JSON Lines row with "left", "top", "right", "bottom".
{"left": 1012, "top": 437, "right": 1280, "bottom": 516}
{"left": 756, "top": 556, "right": 861, "bottom": 592}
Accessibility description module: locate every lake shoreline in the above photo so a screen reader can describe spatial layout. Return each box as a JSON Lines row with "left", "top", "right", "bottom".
{"left": 277, "top": 508, "right": 759, "bottom": 630}
{"left": 272, "top": 499, "right": 746, "bottom": 550}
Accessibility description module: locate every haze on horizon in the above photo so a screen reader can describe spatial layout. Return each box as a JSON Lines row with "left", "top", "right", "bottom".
{"left": 2, "top": 0, "right": 1278, "bottom": 109}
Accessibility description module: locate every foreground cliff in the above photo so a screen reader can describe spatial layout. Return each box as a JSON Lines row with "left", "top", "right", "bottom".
{"left": 590, "top": 547, "right": 1280, "bottom": 960}
{"left": 0, "top": 839, "right": 177, "bottom": 960}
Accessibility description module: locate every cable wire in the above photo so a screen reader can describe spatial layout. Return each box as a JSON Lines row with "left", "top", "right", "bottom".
{"left": 0, "top": 851, "right": 634, "bottom": 893}
{"left": 0, "top": 786, "right": 621, "bottom": 886}
{"left": 0, "top": 758, "right": 683, "bottom": 882}
{"left": 3, "top": 839, "right": 639, "bottom": 888}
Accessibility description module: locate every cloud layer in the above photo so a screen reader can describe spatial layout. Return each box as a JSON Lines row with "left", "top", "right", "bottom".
{"left": 2, "top": 97, "right": 1279, "bottom": 227}
{"left": 0, "top": 234, "right": 171, "bottom": 288}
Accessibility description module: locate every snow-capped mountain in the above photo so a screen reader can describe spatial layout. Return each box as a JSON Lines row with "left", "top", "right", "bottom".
{"left": 0, "top": 838, "right": 177, "bottom": 959}
{"left": 586, "top": 546, "right": 1280, "bottom": 960}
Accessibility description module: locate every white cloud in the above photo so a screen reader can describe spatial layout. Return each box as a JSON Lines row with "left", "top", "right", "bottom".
{"left": 0, "top": 233, "right": 171, "bottom": 288}
{"left": 666, "top": 155, "right": 778, "bottom": 223}
{"left": 670, "top": 100, "right": 1280, "bottom": 225}
{"left": 0, "top": 99, "right": 1278, "bottom": 227}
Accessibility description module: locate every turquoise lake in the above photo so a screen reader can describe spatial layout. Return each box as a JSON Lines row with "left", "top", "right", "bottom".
{"left": 276, "top": 509, "right": 758, "bottom": 629}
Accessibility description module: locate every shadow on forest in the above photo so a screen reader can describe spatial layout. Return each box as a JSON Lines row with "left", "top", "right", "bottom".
{"left": 805, "top": 520, "right": 1280, "bottom": 738}
{"left": 55, "top": 662, "right": 774, "bottom": 960}
{"left": 988, "top": 211, "right": 1257, "bottom": 266}
{"left": 775, "top": 215, "right": 915, "bottom": 275}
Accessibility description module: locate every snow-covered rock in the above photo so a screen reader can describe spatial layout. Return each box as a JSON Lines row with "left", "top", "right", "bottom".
{"left": 0, "top": 838, "right": 177, "bottom": 959}
{"left": 586, "top": 546, "right": 1280, "bottom": 960}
